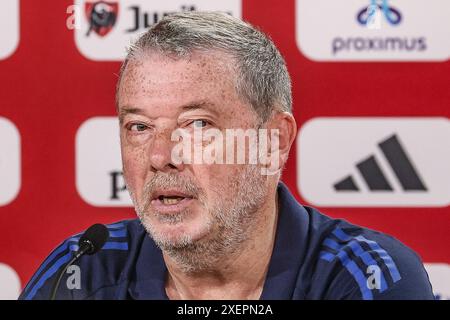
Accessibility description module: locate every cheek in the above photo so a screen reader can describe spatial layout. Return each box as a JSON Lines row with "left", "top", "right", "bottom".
{"left": 121, "top": 143, "right": 148, "bottom": 194}
{"left": 193, "top": 164, "right": 242, "bottom": 198}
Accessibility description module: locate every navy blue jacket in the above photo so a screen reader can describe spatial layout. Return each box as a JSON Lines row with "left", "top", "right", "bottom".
{"left": 20, "top": 183, "right": 434, "bottom": 300}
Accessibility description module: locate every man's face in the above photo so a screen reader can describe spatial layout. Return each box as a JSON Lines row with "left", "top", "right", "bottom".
{"left": 117, "top": 51, "right": 268, "bottom": 265}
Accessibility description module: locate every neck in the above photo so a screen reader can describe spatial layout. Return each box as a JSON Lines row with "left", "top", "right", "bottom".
{"left": 163, "top": 187, "right": 279, "bottom": 300}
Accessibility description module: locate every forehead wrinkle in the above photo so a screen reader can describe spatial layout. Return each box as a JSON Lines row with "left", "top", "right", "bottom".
{"left": 118, "top": 51, "right": 250, "bottom": 122}
{"left": 118, "top": 99, "right": 221, "bottom": 125}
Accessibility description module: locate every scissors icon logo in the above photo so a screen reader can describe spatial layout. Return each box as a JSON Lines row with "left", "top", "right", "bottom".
{"left": 357, "top": 0, "right": 402, "bottom": 26}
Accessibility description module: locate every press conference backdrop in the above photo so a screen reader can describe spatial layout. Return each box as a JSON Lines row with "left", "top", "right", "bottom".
{"left": 0, "top": 0, "right": 449, "bottom": 300}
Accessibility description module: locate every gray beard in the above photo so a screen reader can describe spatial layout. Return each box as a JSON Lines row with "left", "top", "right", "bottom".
{"left": 131, "top": 165, "right": 267, "bottom": 273}
{"left": 158, "top": 202, "right": 257, "bottom": 273}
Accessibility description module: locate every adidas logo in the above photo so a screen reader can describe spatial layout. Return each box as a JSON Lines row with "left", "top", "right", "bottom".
{"left": 334, "top": 134, "right": 427, "bottom": 192}
{"left": 297, "top": 117, "right": 450, "bottom": 207}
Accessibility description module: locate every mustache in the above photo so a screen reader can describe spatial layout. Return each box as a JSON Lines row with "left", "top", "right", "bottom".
{"left": 142, "top": 172, "right": 204, "bottom": 209}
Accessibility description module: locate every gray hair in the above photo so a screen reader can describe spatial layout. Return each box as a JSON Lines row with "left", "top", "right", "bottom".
{"left": 116, "top": 11, "right": 292, "bottom": 122}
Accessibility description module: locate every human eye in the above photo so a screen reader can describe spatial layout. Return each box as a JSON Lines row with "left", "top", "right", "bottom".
{"left": 126, "top": 122, "right": 150, "bottom": 133}
{"left": 191, "top": 119, "right": 210, "bottom": 128}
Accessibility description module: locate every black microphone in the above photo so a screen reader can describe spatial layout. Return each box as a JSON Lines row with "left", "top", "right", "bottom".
{"left": 50, "top": 223, "right": 109, "bottom": 300}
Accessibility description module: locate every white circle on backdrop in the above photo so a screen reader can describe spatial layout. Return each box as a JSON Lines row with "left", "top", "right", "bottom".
{"left": 0, "top": 263, "right": 21, "bottom": 300}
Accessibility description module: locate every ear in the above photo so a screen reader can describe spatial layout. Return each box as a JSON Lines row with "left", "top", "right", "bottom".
{"left": 264, "top": 111, "right": 297, "bottom": 172}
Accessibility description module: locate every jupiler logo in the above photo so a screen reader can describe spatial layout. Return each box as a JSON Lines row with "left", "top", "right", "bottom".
{"left": 85, "top": 1, "right": 119, "bottom": 37}
{"left": 73, "top": 0, "right": 242, "bottom": 61}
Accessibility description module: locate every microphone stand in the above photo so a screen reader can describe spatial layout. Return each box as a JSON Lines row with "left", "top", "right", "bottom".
{"left": 49, "top": 240, "right": 93, "bottom": 300}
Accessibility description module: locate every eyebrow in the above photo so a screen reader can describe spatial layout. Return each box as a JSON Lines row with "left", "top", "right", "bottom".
{"left": 118, "top": 107, "right": 146, "bottom": 123}
{"left": 180, "top": 101, "right": 218, "bottom": 115}
{"left": 118, "top": 100, "right": 218, "bottom": 122}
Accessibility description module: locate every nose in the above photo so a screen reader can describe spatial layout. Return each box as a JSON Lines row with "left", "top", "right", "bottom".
{"left": 148, "top": 129, "right": 185, "bottom": 173}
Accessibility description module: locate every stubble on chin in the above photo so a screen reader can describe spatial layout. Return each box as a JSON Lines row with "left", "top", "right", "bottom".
{"left": 129, "top": 166, "right": 268, "bottom": 273}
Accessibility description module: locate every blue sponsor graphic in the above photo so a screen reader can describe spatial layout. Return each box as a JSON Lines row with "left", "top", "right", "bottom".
{"left": 357, "top": 0, "right": 402, "bottom": 26}
{"left": 331, "top": 0, "right": 427, "bottom": 55}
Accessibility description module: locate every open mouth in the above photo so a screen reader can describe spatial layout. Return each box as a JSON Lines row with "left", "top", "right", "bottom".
{"left": 150, "top": 190, "right": 195, "bottom": 208}
{"left": 157, "top": 195, "right": 189, "bottom": 205}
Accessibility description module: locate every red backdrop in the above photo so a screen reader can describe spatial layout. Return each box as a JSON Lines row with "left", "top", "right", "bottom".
{"left": 0, "top": 0, "right": 448, "bottom": 299}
